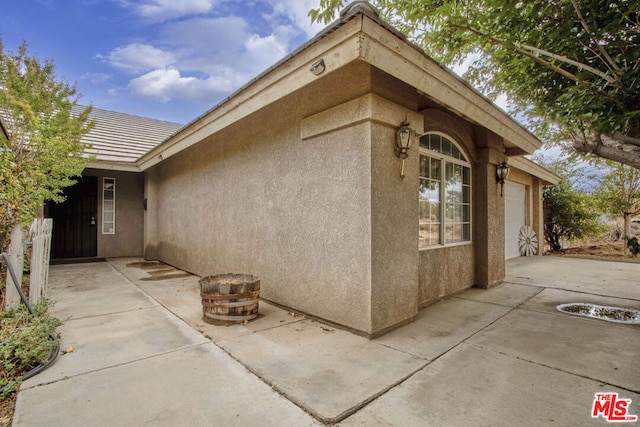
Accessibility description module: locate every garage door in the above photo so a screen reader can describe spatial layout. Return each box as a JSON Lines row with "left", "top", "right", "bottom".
{"left": 504, "top": 182, "right": 526, "bottom": 259}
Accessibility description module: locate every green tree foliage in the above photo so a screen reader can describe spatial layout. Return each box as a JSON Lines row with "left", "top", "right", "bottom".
{"left": 593, "top": 162, "right": 640, "bottom": 242}
{"left": 543, "top": 165, "right": 603, "bottom": 252}
{"left": 310, "top": 1, "right": 640, "bottom": 169}
{"left": 544, "top": 180, "right": 603, "bottom": 252}
{"left": 0, "top": 39, "right": 93, "bottom": 251}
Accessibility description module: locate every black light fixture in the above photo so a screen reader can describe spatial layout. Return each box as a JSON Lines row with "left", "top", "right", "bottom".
{"left": 394, "top": 118, "right": 415, "bottom": 179}
{"left": 496, "top": 160, "right": 511, "bottom": 196}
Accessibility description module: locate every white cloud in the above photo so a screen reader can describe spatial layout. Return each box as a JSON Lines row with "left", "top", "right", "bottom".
{"left": 156, "top": 15, "right": 291, "bottom": 76}
{"left": 161, "top": 17, "right": 249, "bottom": 50}
{"left": 265, "top": 0, "right": 324, "bottom": 37}
{"left": 133, "top": 0, "right": 218, "bottom": 22}
{"left": 128, "top": 67, "right": 245, "bottom": 102}
{"left": 99, "top": 44, "right": 176, "bottom": 73}
{"left": 105, "top": 0, "right": 328, "bottom": 105}
{"left": 243, "top": 29, "right": 290, "bottom": 70}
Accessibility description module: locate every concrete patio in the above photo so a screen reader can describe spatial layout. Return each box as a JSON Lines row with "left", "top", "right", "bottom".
{"left": 11, "top": 256, "right": 640, "bottom": 426}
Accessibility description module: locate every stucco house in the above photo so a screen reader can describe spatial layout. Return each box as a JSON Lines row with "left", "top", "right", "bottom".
{"left": 45, "top": 108, "right": 183, "bottom": 259}
{"left": 46, "top": 2, "right": 559, "bottom": 336}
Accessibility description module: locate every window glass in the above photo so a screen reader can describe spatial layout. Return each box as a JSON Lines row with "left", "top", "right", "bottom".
{"left": 419, "top": 134, "right": 471, "bottom": 248}
{"left": 419, "top": 156, "right": 442, "bottom": 247}
{"left": 102, "top": 177, "right": 115, "bottom": 234}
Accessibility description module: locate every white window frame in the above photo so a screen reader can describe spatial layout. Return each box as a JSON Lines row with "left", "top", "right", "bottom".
{"left": 102, "top": 177, "right": 116, "bottom": 234}
{"left": 419, "top": 133, "right": 472, "bottom": 250}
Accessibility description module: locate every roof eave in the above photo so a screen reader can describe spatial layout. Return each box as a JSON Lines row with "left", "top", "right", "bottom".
{"left": 510, "top": 156, "right": 561, "bottom": 185}
{"left": 85, "top": 160, "right": 141, "bottom": 173}
{"left": 355, "top": 19, "right": 541, "bottom": 154}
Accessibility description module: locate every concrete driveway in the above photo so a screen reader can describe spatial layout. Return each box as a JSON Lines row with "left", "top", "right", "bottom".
{"left": 12, "top": 256, "right": 640, "bottom": 426}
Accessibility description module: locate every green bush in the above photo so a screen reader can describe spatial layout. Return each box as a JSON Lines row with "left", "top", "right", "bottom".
{"left": 628, "top": 237, "right": 640, "bottom": 257}
{"left": 0, "top": 299, "right": 61, "bottom": 399}
{"left": 544, "top": 179, "right": 605, "bottom": 252}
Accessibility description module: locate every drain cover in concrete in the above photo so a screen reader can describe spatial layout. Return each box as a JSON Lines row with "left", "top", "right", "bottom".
{"left": 557, "top": 303, "right": 640, "bottom": 324}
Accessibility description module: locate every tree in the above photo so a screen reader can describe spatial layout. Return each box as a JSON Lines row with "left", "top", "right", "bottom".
{"left": 310, "top": 1, "right": 640, "bottom": 169}
{"left": 543, "top": 177, "right": 603, "bottom": 252}
{"left": 593, "top": 162, "right": 640, "bottom": 247}
{"left": 532, "top": 157, "right": 604, "bottom": 252}
{"left": 0, "top": 39, "right": 93, "bottom": 251}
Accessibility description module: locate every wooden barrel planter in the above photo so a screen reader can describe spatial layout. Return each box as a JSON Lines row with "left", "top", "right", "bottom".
{"left": 199, "top": 274, "right": 260, "bottom": 325}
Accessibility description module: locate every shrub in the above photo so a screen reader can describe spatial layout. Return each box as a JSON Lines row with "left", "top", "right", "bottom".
{"left": 628, "top": 237, "right": 640, "bottom": 257}
{"left": 0, "top": 299, "right": 61, "bottom": 399}
{"left": 544, "top": 179, "right": 604, "bottom": 252}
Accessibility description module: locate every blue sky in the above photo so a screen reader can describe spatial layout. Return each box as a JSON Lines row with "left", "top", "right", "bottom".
{"left": 3, "top": 0, "right": 329, "bottom": 124}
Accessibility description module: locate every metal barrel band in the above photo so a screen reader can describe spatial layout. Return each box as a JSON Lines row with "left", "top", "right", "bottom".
{"left": 201, "top": 299, "right": 258, "bottom": 308}
{"left": 206, "top": 313, "right": 257, "bottom": 322}
{"left": 200, "top": 290, "right": 259, "bottom": 301}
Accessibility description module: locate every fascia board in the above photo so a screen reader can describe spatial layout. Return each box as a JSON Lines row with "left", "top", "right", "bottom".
{"left": 85, "top": 160, "right": 140, "bottom": 172}
{"left": 509, "top": 156, "right": 561, "bottom": 185}
{"left": 359, "top": 18, "right": 541, "bottom": 154}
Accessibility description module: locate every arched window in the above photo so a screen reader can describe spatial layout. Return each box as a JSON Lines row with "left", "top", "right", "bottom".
{"left": 419, "top": 133, "right": 471, "bottom": 248}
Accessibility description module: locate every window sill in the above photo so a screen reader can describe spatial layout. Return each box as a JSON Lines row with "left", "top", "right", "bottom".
{"left": 419, "top": 241, "right": 472, "bottom": 251}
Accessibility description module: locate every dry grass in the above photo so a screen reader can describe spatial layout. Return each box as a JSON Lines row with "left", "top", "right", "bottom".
{"left": 556, "top": 239, "right": 640, "bottom": 262}
{"left": 0, "top": 392, "right": 16, "bottom": 427}
{"left": 0, "top": 273, "right": 30, "bottom": 426}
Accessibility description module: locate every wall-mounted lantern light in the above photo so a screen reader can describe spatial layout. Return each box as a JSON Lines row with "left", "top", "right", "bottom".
{"left": 395, "top": 118, "right": 415, "bottom": 180}
{"left": 496, "top": 160, "right": 511, "bottom": 196}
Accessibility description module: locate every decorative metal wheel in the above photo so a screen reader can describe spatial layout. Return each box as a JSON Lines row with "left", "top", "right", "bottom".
{"left": 518, "top": 226, "right": 538, "bottom": 256}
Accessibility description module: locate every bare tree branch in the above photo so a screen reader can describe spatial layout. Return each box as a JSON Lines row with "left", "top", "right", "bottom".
{"left": 570, "top": 0, "right": 622, "bottom": 74}
{"left": 450, "top": 23, "right": 618, "bottom": 98}
{"left": 517, "top": 44, "right": 618, "bottom": 86}
{"left": 451, "top": 24, "right": 591, "bottom": 83}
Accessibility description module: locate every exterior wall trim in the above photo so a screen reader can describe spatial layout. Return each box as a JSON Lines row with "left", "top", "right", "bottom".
{"left": 301, "top": 93, "right": 422, "bottom": 140}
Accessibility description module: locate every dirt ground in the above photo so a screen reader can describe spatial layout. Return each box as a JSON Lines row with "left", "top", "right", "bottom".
{"left": 557, "top": 240, "right": 640, "bottom": 262}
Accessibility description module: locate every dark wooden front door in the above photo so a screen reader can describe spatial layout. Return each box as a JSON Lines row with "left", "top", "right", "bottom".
{"left": 49, "top": 176, "right": 98, "bottom": 259}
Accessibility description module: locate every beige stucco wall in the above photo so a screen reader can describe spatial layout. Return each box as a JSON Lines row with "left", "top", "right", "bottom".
{"left": 419, "top": 245, "right": 474, "bottom": 305}
{"left": 146, "top": 128, "right": 373, "bottom": 330}
{"left": 416, "top": 109, "right": 508, "bottom": 305}
{"left": 145, "top": 66, "right": 378, "bottom": 333}
{"left": 143, "top": 59, "right": 523, "bottom": 334}
{"left": 144, "top": 61, "right": 431, "bottom": 335}
{"left": 473, "top": 157, "right": 506, "bottom": 288}
{"left": 369, "top": 116, "right": 422, "bottom": 333}
{"left": 83, "top": 169, "right": 144, "bottom": 258}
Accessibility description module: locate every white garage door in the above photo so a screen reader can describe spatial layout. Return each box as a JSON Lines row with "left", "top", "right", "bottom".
{"left": 504, "top": 182, "right": 526, "bottom": 259}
